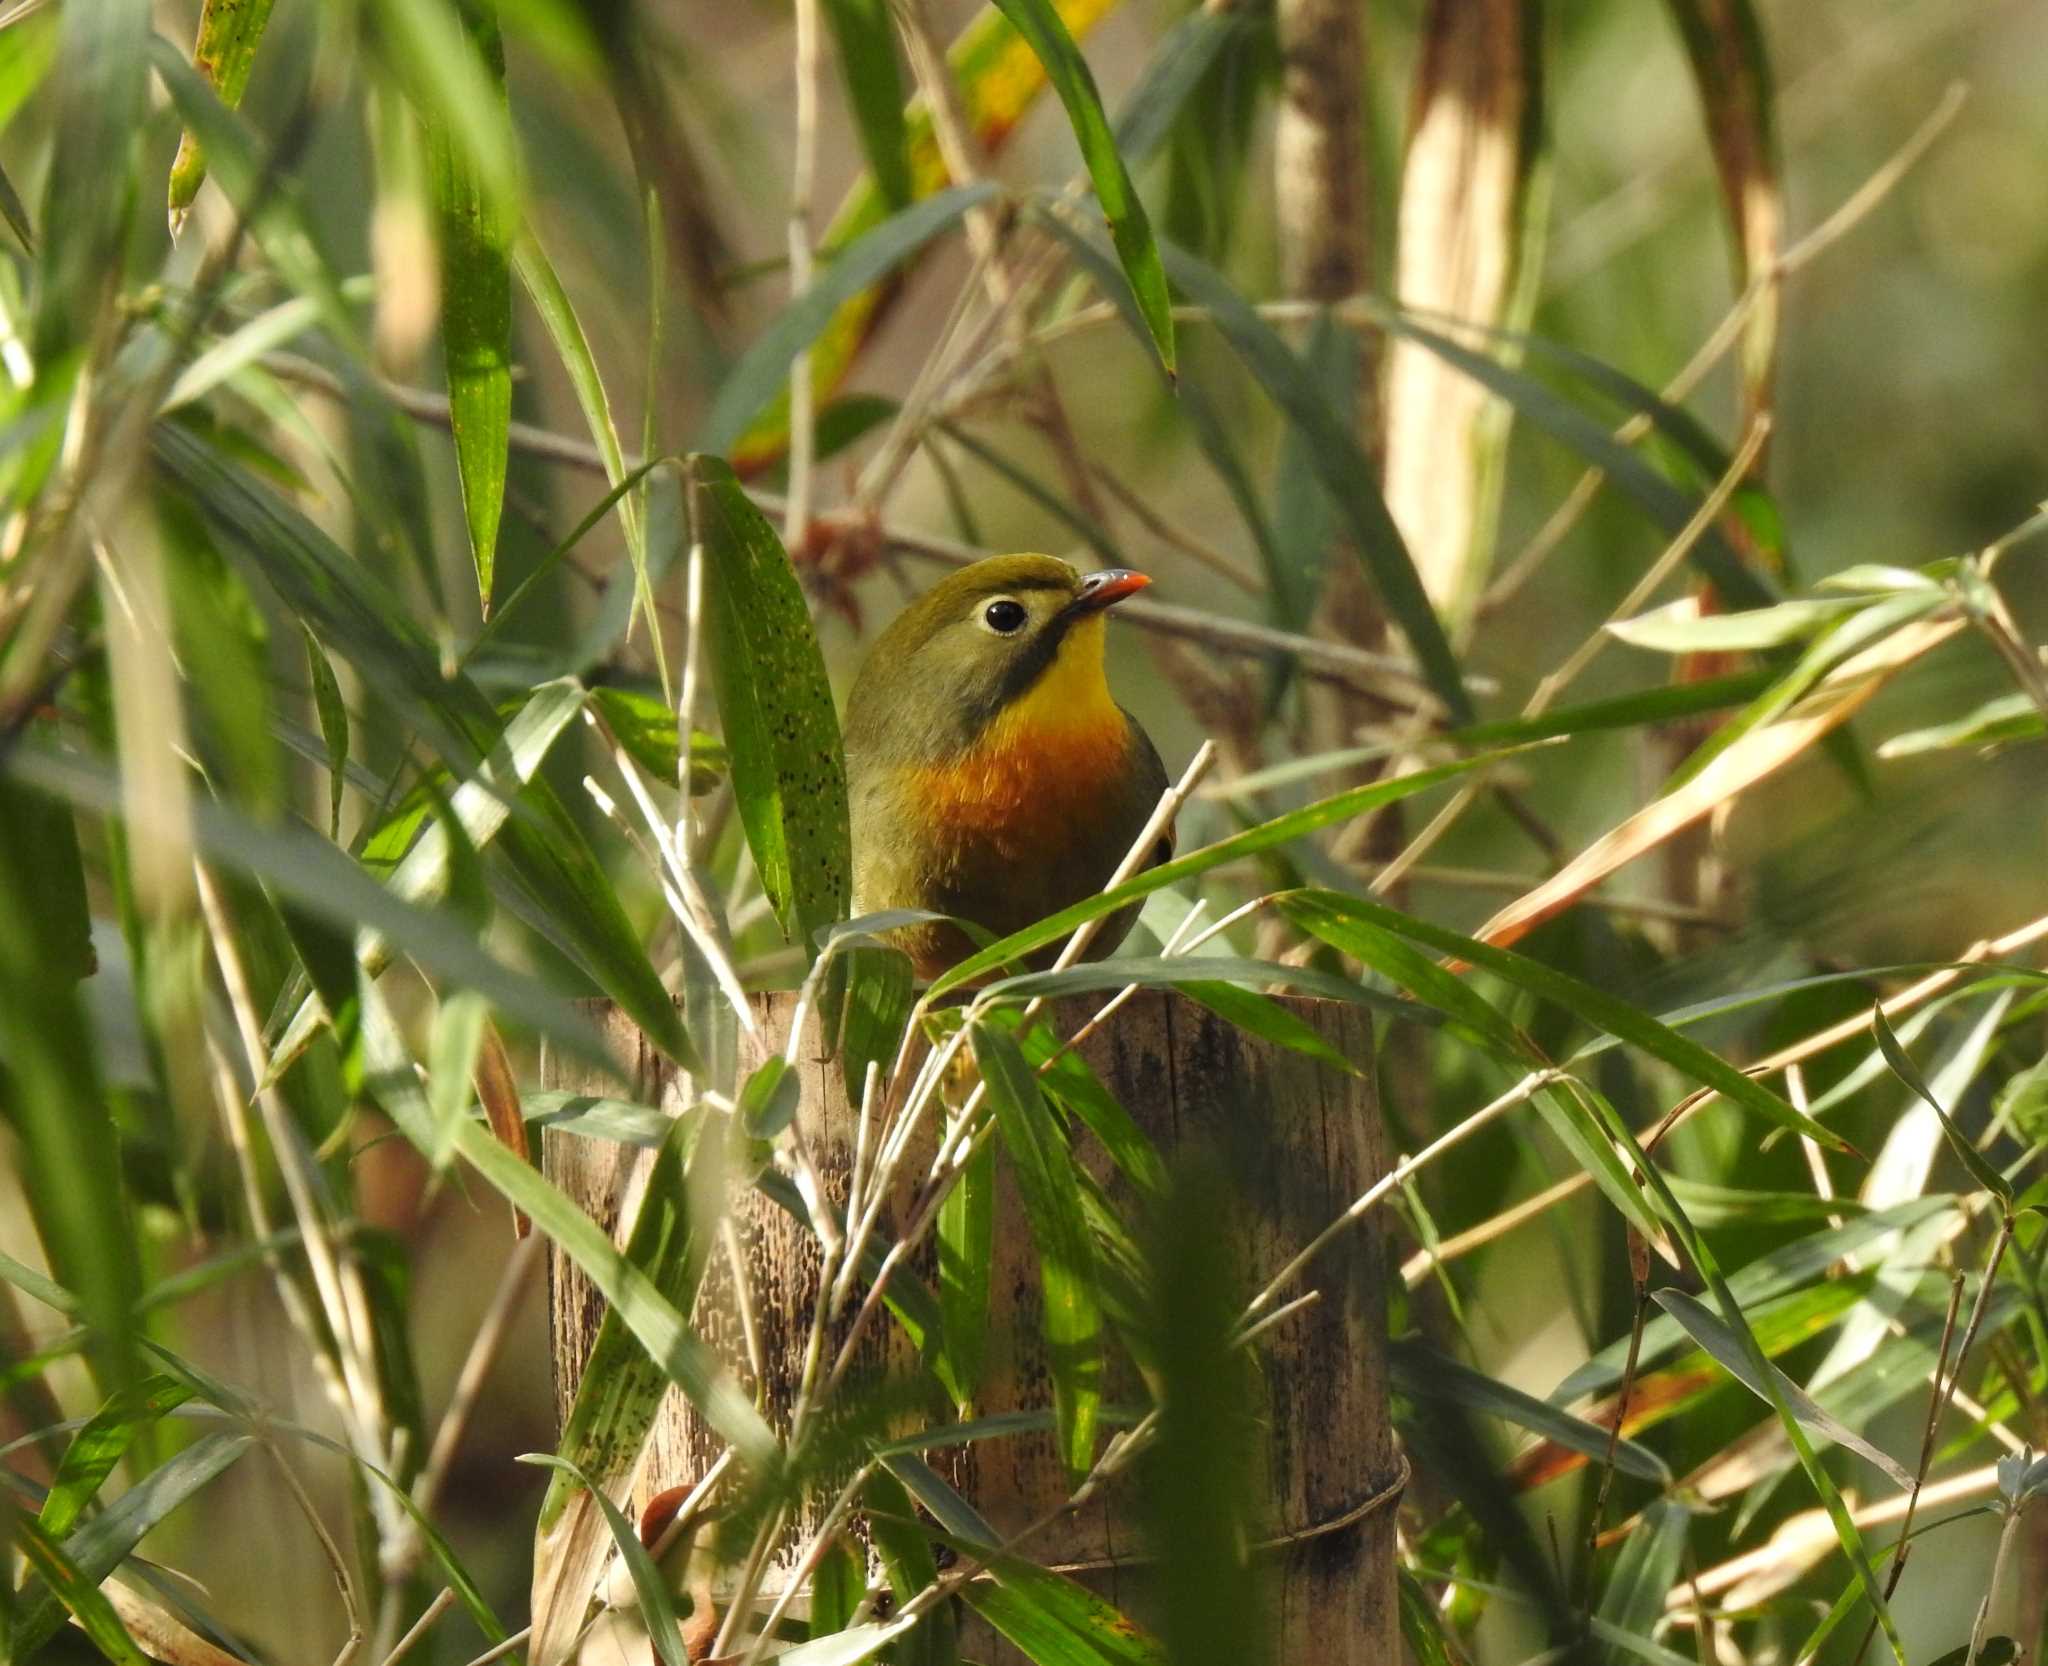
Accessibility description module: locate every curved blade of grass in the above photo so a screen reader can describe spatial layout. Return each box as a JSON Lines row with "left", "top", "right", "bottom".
{"left": 971, "top": 1021, "right": 1102, "bottom": 1484}
{"left": 1651, "top": 1288, "right": 1911, "bottom": 1488}
{"left": 39, "top": 1376, "right": 192, "bottom": 1539}
{"left": 428, "top": 0, "right": 513, "bottom": 611}
{"left": 1388, "top": 1339, "right": 1667, "bottom": 1484}
{"left": 165, "top": 0, "right": 275, "bottom": 237}
{"left": 1110, "top": 6, "right": 1246, "bottom": 163}
{"left": 13, "top": 1432, "right": 253, "bottom": 1659}
{"left": 1878, "top": 691, "right": 2040, "bottom": 759}
{"left": 12, "top": 1513, "right": 148, "bottom": 1666}
{"left": 695, "top": 456, "right": 851, "bottom": 951}
{"left": 1872, "top": 1005, "right": 2012, "bottom": 1205}
{"left": 520, "top": 1454, "right": 689, "bottom": 1666}
{"left": 1275, "top": 888, "right": 1842, "bottom": 1150}
{"left": 990, "top": 0, "right": 1172, "bottom": 377}
{"left": 701, "top": 183, "right": 996, "bottom": 455}
{"left": 515, "top": 234, "right": 664, "bottom": 691}
{"left": 822, "top": 0, "right": 911, "bottom": 209}
{"left": 928, "top": 747, "right": 1517, "bottom": 996}
{"left": 299, "top": 622, "right": 349, "bottom": 839}
{"left": 1160, "top": 241, "right": 1470, "bottom": 722}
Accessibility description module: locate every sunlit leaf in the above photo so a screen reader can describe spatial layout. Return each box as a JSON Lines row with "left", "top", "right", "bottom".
{"left": 695, "top": 456, "right": 851, "bottom": 952}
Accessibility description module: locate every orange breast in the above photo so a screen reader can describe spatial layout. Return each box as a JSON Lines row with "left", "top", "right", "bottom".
{"left": 910, "top": 711, "right": 1132, "bottom": 859}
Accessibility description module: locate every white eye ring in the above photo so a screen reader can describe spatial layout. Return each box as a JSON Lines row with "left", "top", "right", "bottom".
{"left": 980, "top": 597, "right": 1029, "bottom": 635}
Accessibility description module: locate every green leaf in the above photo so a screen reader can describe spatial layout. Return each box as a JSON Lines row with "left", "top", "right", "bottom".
{"left": 519, "top": 1454, "right": 690, "bottom": 1666}
{"left": 426, "top": 991, "right": 490, "bottom": 1171}
{"left": 300, "top": 622, "right": 350, "bottom": 840}
{"left": 1872, "top": 1005, "right": 2012, "bottom": 1205}
{"left": 1651, "top": 1288, "right": 1912, "bottom": 1488}
{"left": 1275, "top": 889, "right": 1846, "bottom": 1151}
{"left": 971, "top": 1021, "right": 1102, "bottom": 1483}
{"left": 695, "top": 456, "right": 851, "bottom": 951}
{"left": 588, "top": 684, "right": 728, "bottom": 793}
{"left": 1878, "top": 691, "right": 2042, "bottom": 760}
{"left": 39, "top": 1376, "right": 192, "bottom": 1539}
{"left": 1596, "top": 1498, "right": 1690, "bottom": 1654}
{"left": 701, "top": 183, "right": 999, "bottom": 454}
{"left": 936, "top": 1138, "right": 995, "bottom": 1411}
{"left": 828, "top": 941, "right": 915, "bottom": 1108}
{"left": 928, "top": 748, "right": 1517, "bottom": 996}
{"left": 739, "top": 1055, "right": 801, "bottom": 1140}
{"left": 515, "top": 233, "right": 664, "bottom": 689}
{"left": 989, "top": 0, "right": 1174, "bottom": 378}
{"left": 1110, "top": 6, "right": 1247, "bottom": 164}
{"left": 0, "top": 782, "right": 143, "bottom": 1398}
{"left": 1606, "top": 596, "right": 1854, "bottom": 653}
{"left": 12, "top": 1513, "right": 147, "bottom": 1666}
{"left": 14, "top": 1432, "right": 252, "bottom": 1659}
{"left": 1387, "top": 1340, "right": 1667, "bottom": 1485}
{"left": 165, "top": 0, "right": 277, "bottom": 234}
{"left": 1159, "top": 242, "right": 1471, "bottom": 722}
{"left": 428, "top": 0, "right": 514, "bottom": 609}
{"left": 821, "top": 0, "right": 910, "bottom": 209}
{"left": 34, "top": 0, "right": 146, "bottom": 362}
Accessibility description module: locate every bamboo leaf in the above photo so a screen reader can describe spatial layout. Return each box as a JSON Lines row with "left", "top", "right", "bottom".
{"left": 35, "top": 0, "right": 146, "bottom": 361}
{"left": 821, "top": 0, "right": 910, "bottom": 209}
{"left": 1596, "top": 1498, "right": 1690, "bottom": 1651}
{"left": 1651, "top": 1288, "right": 1912, "bottom": 1488}
{"left": 428, "top": 0, "right": 513, "bottom": 610}
{"left": 1388, "top": 1339, "right": 1668, "bottom": 1485}
{"left": 39, "top": 1376, "right": 192, "bottom": 1539}
{"left": 971, "top": 1021, "right": 1102, "bottom": 1483}
{"left": 1872, "top": 1005, "right": 2012, "bottom": 1205}
{"left": 0, "top": 783, "right": 144, "bottom": 1400}
{"left": 989, "top": 0, "right": 1173, "bottom": 378}
{"left": 1160, "top": 241, "right": 1471, "bottom": 722}
{"left": 299, "top": 622, "right": 350, "bottom": 840}
{"left": 1278, "top": 889, "right": 1843, "bottom": 1149}
{"left": 695, "top": 456, "right": 851, "bottom": 952}
{"left": 701, "top": 184, "right": 998, "bottom": 455}
{"left": 12, "top": 1513, "right": 148, "bottom": 1666}
{"left": 1879, "top": 691, "right": 2042, "bottom": 759}
{"left": 936, "top": 1139, "right": 995, "bottom": 1412}
{"left": 1607, "top": 596, "right": 1854, "bottom": 653}
{"left": 165, "top": 0, "right": 276, "bottom": 236}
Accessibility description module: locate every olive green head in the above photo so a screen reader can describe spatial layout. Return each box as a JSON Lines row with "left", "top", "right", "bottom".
{"left": 843, "top": 554, "right": 1149, "bottom": 766}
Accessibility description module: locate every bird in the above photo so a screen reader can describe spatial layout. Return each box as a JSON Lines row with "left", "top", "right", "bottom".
{"left": 843, "top": 554, "right": 1172, "bottom": 981}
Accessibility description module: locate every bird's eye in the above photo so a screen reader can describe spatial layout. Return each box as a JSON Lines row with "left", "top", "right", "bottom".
{"left": 982, "top": 599, "right": 1028, "bottom": 634}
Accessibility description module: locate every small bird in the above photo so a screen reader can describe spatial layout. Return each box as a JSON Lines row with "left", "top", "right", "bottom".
{"left": 844, "top": 554, "right": 1172, "bottom": 980}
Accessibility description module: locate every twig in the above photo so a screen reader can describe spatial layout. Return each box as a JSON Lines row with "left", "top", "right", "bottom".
{"left": 376, "top": 1590, "right": 456, "bottom": 1666}
{"left": 411, "top": 1231, "right": 543, "bottom": 1523}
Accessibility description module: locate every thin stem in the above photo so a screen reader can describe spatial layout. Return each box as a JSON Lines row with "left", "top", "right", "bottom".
{"left": 783, "top": 0, "right": 821, "bottom": 550}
